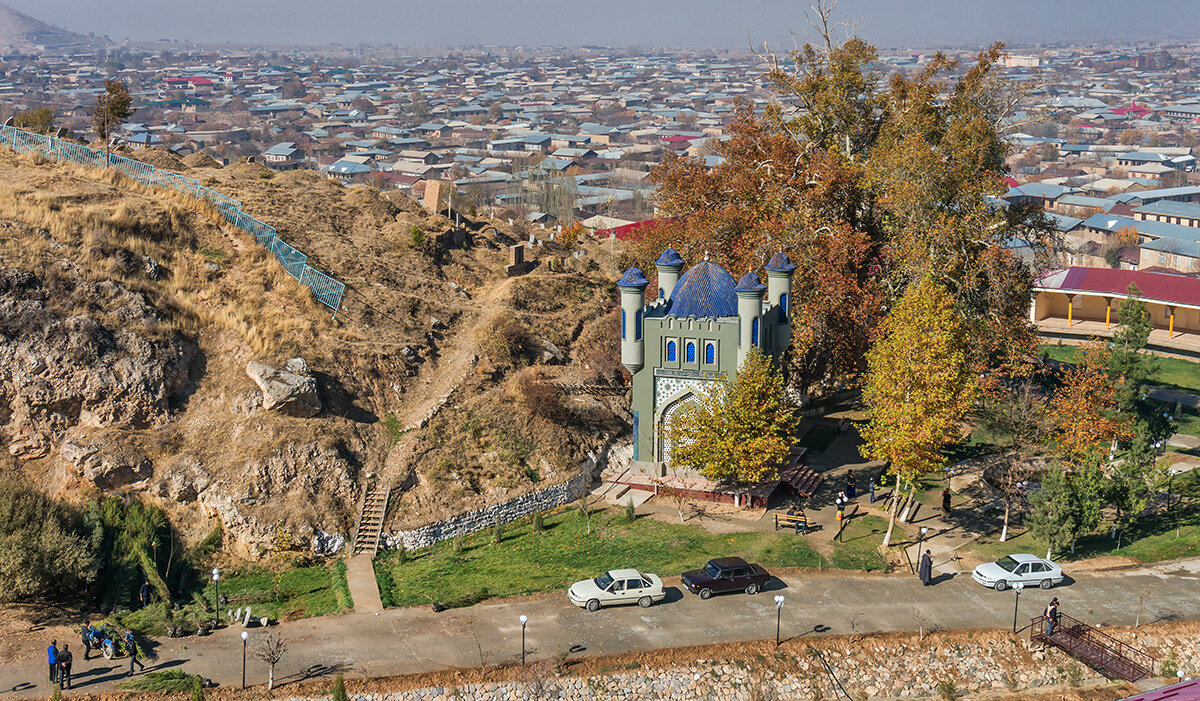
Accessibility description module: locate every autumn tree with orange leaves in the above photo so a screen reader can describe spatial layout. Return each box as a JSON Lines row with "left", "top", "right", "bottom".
{"left": 636, "top": 10, "right": 1058, "bottom": 395}
{"left": 1049, "top": 343, "right": 1133, "bottom": 466}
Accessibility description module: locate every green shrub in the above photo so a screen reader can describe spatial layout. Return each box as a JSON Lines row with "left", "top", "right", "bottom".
{"left": 383, "top": 412, "right": 405, "bottom": 443}
{"left": 532, "top": 511, "right": 545, "bottom": 532}
{"left": 118, "top": 669, "right": 204, "bottom": 692}
{"left": 625, "top": 499, "right": 636, "bottom": 522}
{"left": 190, "top": 676, "right": 205, "bottom": 701}
{"left": 409, "top": 226, "right": 425, "bottom": 248}
{"left": 332, "top": 671, "right": 348, "bottom": 701}
{"left": 492, "top": 518, "right": 504, "bottom": 544}
{"left": 452, "top": 534, "right": 465, "bottom": 553}
{"left": 0, "top": 478, "right": 98, "bottom": 602}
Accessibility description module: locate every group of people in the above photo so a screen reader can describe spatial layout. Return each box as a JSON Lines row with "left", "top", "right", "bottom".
{"left": 47, "top": 627, "right": 144, "bottom": 689}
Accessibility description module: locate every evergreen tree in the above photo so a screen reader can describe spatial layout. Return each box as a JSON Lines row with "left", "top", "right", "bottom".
{"left": 1109, "top": 284, "right": 1155, "bottom": 413}
{"left": 331, "top": 671, "right": 348, "bottom": 701}
{"left": 668, "top": 348, "right": 796, "bottom": 485}
{"left": 1027, "top": 464, "right": 1079, "bottom": 558}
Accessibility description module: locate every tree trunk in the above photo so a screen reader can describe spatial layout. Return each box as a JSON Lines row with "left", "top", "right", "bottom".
{"left": 898, "top": 485, "right": 915, "bottom": 523}
{"left": 1000, "top": 499, "right": 1010, "bottom": 542}
{"left": 268, "top": 663, "right": 274, "bottom": 691}
{"left": 880, "top": 490, "right": 901, "bottom": 553}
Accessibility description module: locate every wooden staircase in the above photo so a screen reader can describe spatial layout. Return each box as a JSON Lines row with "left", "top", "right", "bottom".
{"left": 1030, "top": 614, "right": 1155, "bottom": 682}
{"left": 778, "top": 446, "right": 822, "bottom": 499}
{"left": 352, "top": 484, "right": 391, "bottom": 556}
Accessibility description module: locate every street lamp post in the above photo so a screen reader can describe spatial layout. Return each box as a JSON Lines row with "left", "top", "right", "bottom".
{"left": 774, "top": 595, "right": 785, "bottom": 646}
{"left": 211, "top": 569, "right": 220, "bottom": 627}
{"left": 519, "top": 614, "right": 528, "bottom": 666}
{"left": 1011, "top": 582, "right": 1025, "bottom": 634}
{"left": 1169, "top": 468, "right": 1181, "bottom": 537}
{"left": 241, "top": 631, "right": 249, "bottom": 689}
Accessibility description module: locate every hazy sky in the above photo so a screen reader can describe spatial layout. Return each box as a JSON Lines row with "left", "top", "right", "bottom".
{"left": 14, "top": 0, "right": 1200, "bottom": 49}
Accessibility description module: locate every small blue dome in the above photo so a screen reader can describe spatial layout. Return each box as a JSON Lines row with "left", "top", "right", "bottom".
{"left": 765, "top": 252, "right": 796, "bottom": 273}
{"left": 655, "top": 248, "right": 685, "bottom": 268}
{"left": 734, "top": 272, "right": 767, "bottom": 293}
{"left": 617, "top": 267, "right": 649, "bottom": 288}
{"left": 667, "top": 260, "right": 738, "bottom": 317}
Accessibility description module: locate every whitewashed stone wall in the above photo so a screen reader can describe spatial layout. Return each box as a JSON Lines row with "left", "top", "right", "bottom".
{"left": 382, "top": 470, "right": 591, "bottom": 551}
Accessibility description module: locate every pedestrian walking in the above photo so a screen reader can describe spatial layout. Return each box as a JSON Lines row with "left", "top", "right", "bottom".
{"left": 869, "top": 477, "right": 876, "bottom": 504}
{"left": 918, "top": 549, "right": 933, "bottom": 586}
{"left": 124, "top": 630, "right": 144, "bottom": 676}
{"left": 846, "top": 471, "right": 857, "bottom": 500}
{"left": 57, "top": 644, "right": 73, "bottom": 690}
{"left": 47, "top": 639, "right": 58, "bottom": 684}
{"left": 941, "top": 488, "right": 952, "bottom": 516}
{"left": 81, "top": 622, "right": 94, "bottom": 661}
{"left": 139, "top": 580, "right": 152, "bottom": 608}
{"left": 1044, "top": 598, "right": 1060, "bottom": 636}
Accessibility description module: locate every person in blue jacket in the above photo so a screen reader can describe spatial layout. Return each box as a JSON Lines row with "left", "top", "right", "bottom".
{"left": 47, "top": 639, "right": 58, "bottom": 684}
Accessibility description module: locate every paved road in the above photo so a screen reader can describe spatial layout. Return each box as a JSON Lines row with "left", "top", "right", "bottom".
{"left": 4, "top": 559, "right": 1199, "bottom": 697}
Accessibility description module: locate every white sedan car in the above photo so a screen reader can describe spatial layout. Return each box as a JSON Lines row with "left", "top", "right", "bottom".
{"left": 567, "top": 569, "right": 666, "bottom": 611}
{"left": 972, "top": 553, "right": 1065, "bottom": 591}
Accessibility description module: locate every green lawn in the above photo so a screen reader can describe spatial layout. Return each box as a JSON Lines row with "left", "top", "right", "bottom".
{"left": 375, "top": 508, "right": 836, "bottom": 608}
{"left": 965, "top": 470, "right": 1200, "bottom": 565}
{"left": 111, "top": 560, "right": 352, "bottom": 636}
{"left": 1041, "top": 344, "right": 1200, "bottom": 395}
{"left": 831, "top": 513, "right": 902, "bottom": 571}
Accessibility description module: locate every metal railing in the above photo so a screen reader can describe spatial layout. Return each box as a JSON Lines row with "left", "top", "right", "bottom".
{"left": 0, "top": 125, "right": 345, "bottom": 312}
{"left": 1030, "top": 614, "right": 1155, "bottom": 681}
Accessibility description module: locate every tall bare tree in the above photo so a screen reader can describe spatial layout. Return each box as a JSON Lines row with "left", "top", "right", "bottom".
{"left": 254, "top": 633, "right": 288, "bottom": 691}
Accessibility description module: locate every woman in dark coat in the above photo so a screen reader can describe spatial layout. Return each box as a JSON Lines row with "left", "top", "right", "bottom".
{"left": 918, "top": 549, "right": 933, "bottom": 586}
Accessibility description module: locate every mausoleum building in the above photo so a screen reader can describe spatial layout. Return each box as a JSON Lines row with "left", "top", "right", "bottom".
{"left": 618, "top": 249, "right": 795, "bottom": 465}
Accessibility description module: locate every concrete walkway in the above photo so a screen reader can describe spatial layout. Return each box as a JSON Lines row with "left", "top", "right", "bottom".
{"left": 345, "top": 555, "right": 383, "bottom": 613}
{"left": 4, "top": 558, "right": 1199, "bottom": 697}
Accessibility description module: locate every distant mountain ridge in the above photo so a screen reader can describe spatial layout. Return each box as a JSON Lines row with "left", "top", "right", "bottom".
{"left": 0, "top": 1, "right": 108, "bottom": 52}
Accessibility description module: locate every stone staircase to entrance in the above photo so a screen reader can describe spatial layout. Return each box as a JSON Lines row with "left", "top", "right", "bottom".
{"left": 592, "top": 466, "right": 655, "bottom": 507}
{"left": 352, "top": 484, "right": 390, "bottom": 556}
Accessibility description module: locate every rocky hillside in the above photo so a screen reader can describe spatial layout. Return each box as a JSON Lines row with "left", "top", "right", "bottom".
{"left": 0, "top": 147, "right": 627, "bottom": 556}
{"left": 0, "top": 1, "right": 108, "bottom": 52}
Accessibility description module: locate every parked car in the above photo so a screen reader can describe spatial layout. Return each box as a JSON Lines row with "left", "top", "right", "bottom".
{"left": 681, "top": 557, "right": 772, "bottom": 599}
{"left": 972, "top": 554, "right": 1064, "bottom": 591}
{"left": 567, "top": 569, "right": 665, "bottom": 611}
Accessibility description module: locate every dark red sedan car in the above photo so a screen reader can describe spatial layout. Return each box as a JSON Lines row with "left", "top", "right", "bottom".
{"left": 681, "top": 557, "right": 772, "bottom": 599}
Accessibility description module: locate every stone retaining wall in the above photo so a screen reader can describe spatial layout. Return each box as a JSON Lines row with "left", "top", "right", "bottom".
{"left": 281, "top": 626, "right": 1197, "bottom": 701}
{"left": 382, "top": 470, "right": 591, "bottom": 551}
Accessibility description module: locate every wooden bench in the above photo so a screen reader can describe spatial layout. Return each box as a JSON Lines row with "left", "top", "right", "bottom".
{"left": 773, "top": 513, "right": 812, "bottom": 533}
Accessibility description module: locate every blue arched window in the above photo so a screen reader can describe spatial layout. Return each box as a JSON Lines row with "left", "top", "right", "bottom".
{"left": 621, "top": 310, "right": 627, "bottom": 340}
{"left": 686, "top": 341, "right": 696, "bottom": 363}
{"left": 780, "top": 292, "right": 789, "bottom": 316}
{"left": 751, "top": 317, "right": 760, "bottom": 346}
{"left": 666, "top": 340, "right": 677, "bottom": 361}
{"left": 705, "top": 342, "right": 715, "bottom": 365}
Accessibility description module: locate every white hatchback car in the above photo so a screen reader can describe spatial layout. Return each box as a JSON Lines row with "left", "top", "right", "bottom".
{"left": 972, "top": 553, "right": 1064, "bottom": 591}
{"left": 567, "top": 569, "right": 666, "bottom": 611}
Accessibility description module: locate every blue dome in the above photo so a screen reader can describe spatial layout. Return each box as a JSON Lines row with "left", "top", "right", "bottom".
{"left": 617, "top": 267, "right": 649, "bottom": 288}
{"left": 655, "top": 247, "right": 685, "bottom": 268}
{"left": 765, "top": 251, "right": 796, "bottom": 273}
{"left": 667, "top": 260, "right": 738, "bottom": 317}
{"left": 734, "top": 271, "right": 767, "bottom": 293}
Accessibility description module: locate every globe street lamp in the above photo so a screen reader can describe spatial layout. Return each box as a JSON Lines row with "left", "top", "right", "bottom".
{"left": 1011, "top": 582, "right": 1025, "bottom": 633}
{"left": 211, "top": 569, "right": 220, "bottom": 627}
{"left": 774, "top": 595, "right": 785, "bottom": 646}
{"left": 241, "top": 631, "right": 249, "bottom": 689}
{"left": 519, "top": 614, "right": 528, "bottom": 666}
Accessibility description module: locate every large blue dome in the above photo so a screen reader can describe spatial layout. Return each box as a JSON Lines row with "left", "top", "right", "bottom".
{"left": 667, "top": 260, "right": 738, "bottom": 317}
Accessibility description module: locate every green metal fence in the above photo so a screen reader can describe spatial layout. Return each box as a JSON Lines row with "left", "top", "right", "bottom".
{"left": 0, "top": 125, "right": 345, "bottom": 312}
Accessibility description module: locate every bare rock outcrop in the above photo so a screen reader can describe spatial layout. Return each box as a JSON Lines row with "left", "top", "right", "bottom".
{"left": 198, "top": 441, "right": 359, "bottom": 554}
{"left": 60, "top": 436, "right": 153, "bottom": 490}
{"left": 245, "top": 358, "right": 321, "bottom": 417}
{"left": 0, "top": 267, "right": 198, "bottom": 459}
